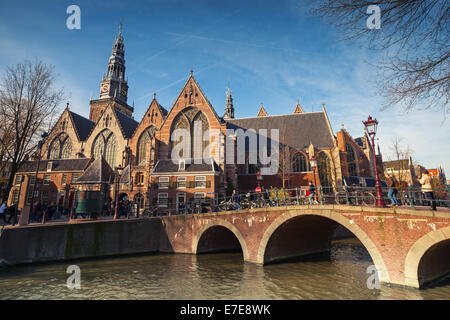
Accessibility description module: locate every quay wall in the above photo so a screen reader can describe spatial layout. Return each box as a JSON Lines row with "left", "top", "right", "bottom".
{"left": 0, "top": 218, "right": 162, "bottom": 265}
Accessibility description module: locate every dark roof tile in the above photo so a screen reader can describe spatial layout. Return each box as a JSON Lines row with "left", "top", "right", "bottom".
{"left": 69, "top": 111, "right": 96, "bottom": 141}
{"left": 153, "top": 158, "right": 220, "bottom": 174}
{"left": 113, "top": 107, "right": 139, "bottom": 139}
{"left": 17, "top": 158, "right": 91, "bottom": 173}
{"left": 73, "top": 157, "right": 114, "bottom": 184}
{"left": 226, "top": 112, "right": 334, "bottom": 150}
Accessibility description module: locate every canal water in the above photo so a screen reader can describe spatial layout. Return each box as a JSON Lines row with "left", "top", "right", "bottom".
{"left": 0, "top": 238, "right": 449, "bottom": 300}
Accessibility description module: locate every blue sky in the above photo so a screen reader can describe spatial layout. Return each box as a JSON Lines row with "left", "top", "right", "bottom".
{"left": 0, "top": 0, "right": 449, "bottom": 176}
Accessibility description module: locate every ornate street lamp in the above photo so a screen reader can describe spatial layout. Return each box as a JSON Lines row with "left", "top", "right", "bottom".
{"left": 30, "top": 131, "right": 48, "bottom": 223}
{"left": 363, "top": 116, "right": 385, "bottom": 207}
{"left": 113, "top": 164, "right": 124, "bottom": 220}
{"left": 309, "top": 156, "right": 318, "bottom": 201}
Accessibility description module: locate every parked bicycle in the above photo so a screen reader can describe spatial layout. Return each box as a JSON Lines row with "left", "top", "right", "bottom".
{"left": 335, "top": 185, "right": 375, "bottom": 206}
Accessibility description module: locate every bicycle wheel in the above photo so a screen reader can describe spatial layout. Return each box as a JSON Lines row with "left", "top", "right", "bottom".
{"left": 362, "top": 192, "right": 376, "bottom": 206}
{"left": 335, "top": 192, "right": 347, "bottom": 205}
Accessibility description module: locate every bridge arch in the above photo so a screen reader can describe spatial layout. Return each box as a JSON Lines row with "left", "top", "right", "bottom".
{"left": 192, "top": 220, "right": 249, "bottom": 261}
{"left": 256, "top": 209, "right": 390, "bottom": 283}
{"left": 404, "top": 226, "right": 450, "bottom": 288}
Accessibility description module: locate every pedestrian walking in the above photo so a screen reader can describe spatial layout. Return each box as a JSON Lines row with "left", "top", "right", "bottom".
{"left": 231, "top": 189, "right": 241, "bottom": 210}
{"left": 419, "top": 170, "right": 436, "bottom": 211}
{"left": 385, "top": 173, "right": 399, "bottom": 207}
{"left": 308, "top": 181, "right": 316, "bottom": 204}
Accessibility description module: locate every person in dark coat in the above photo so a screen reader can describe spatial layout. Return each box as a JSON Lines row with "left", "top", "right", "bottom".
{"left": 308, "top": 181, "right": 316, "bottom": 204}
{"left": 385, "top": 173, "right": 399, "bottom": 206}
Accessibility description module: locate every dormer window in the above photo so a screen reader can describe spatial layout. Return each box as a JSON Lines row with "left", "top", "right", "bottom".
{"left": 179, "top": 159, "right": 186, "bottom": 171}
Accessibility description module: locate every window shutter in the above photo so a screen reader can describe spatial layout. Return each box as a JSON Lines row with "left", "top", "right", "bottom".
{"left": 206, "top": 181, "right": 211, "bottom": 188}
{"left": 188, "top": 181, "right": 195, "bottom": 188}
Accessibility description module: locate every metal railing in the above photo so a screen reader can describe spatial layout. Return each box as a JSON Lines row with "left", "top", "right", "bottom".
{"left": 2, "top": 185, "right": 448, "bottom": 226}
{"left": 135, "top": 185, "right": 450, "bottom": 218}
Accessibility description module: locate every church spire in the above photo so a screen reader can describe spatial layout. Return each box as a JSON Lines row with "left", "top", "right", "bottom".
{"left": 98, "top": 20, "right": 128, "bottom": 102}
{"left": 223, "top": 86, "right": 234, "bottom": 120}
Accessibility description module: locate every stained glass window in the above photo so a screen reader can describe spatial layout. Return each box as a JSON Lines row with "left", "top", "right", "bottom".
{"left": 346, "top": 144, "right": 358, "bottom": 176}
{"left": 137, "top": 127, "right": 155, "bottom": 165}
{"left": 48, "top": 133, "right": 72, "bottom": 159}
{"left": 92, "top": 129, "right": 117, "bottom": 168}
{"left": 292, "top": 152, "right": 308, "bottom": 172}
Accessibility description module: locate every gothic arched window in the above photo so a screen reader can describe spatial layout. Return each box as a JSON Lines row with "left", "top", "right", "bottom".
{"left": 170, "top": 107, "right": 209, "bottom": 160}
{"left": 346, "top": 144, "right": 358, "bottom": 176}
{"left": 92, "top": 129, "right": 117, "bottom": 168}
{"left": 48, "top": 133, "right": 72, "bottom": 159}
{"left": 137, "top": 126, "right": 155, "bottom": 165}
{"left": 318, "top": 152, "right": 332, "bottom": 191}
{"left": 292, "top": 152, "right": 308, "bottom": 172}
{"left": 191, "top": 111, "right": 209, "bottom": 159}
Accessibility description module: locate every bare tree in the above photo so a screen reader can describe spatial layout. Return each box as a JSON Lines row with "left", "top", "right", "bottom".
{"left": 0, "top": 59, "right": 64, "bottom": 202}
{"left": 307, "top": 0, "right": 449, "bottom": 115}
{"left": 385, "top": 137, "right": 415, "bottom": 185}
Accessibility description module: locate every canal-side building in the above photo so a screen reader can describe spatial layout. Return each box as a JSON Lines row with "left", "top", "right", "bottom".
{"left": 7, "top": 26, "right": 379, "bottom": 212}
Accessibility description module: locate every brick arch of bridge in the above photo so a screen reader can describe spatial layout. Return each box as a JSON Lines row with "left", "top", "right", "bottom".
{"left": 404, "top": 225, "right": 450, "bottom": 288}
{"left": 192, "top": 220, "right": 250, "bottom": 261}
{"left": 255, "top": 209, "right": 391, "bottom": 283}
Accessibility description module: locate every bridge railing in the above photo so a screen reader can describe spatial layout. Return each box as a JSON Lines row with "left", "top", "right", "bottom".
{"left": 11, "top": 184, "right": 446, "bottom": 225}
{"left": 140, "top": 184, "right": 449, "bottom": 217}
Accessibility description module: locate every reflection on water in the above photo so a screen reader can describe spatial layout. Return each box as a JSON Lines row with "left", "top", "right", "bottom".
{"left": 0, "top": 238, "right": 449, "bottom": 300}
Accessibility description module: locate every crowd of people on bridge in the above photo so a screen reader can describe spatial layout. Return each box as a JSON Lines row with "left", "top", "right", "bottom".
{"left": 0, "top": 173, "right": 443, "bottom": 226}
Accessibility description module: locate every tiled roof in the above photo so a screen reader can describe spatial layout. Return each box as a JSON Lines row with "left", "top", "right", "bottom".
{"left": 158, "top": 104, "right": 168, "bottom": 118}
{"left": 153, "top": 158, "right": 220, "bottom": 174}
{"left": 119, "top": 165, "right": 131, "bottom": 184}
{"left": 226, "top": 112, "right": 335, "bottom": 150}
{"left": 384, "top": 159, "right": 411, "bottom": 169}
{"left": 69, "top": 111, "right": 96, "bottom": 141}
{"left": 73, "top": 156, "right": 114, "bottom": 184}
{"left": 17, "top": 158, "right": 91, "bottom": 173}
{"left": 113, "top": 107, "right": 139, "bottom": 139}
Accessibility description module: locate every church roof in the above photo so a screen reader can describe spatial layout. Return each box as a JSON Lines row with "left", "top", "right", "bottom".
{"left": 17, "top": 158, "right": 91, "bottom": 173}
{"left": 119, "top": 164, "right": 131, "bottom": 184}
{"left": 69, "top": 111, "right": 96, "bottom": 141}
{"left": 152, "top": 158, "right": 221, "bottom": 174}
{"left": 113, "top": 106, "right": 140, "bottom": 139}
{"left": 72, "top": 156, "right": 114, "bottom": 184}
{"left": 159, "top": 104, "right": 168, "bottom": 118}
{"left": 226, "top": 112, "right": 335, "bottom": 150}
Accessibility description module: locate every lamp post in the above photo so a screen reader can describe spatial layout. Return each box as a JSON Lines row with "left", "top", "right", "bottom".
{"left": 30, "top": 131, "right": 48, "bottom": 222}
{"left": 363, "top": 116, "right": 385, "bottom": 207}
{"left": 114, "top": 164, "right": 124, "bottom": 220}
{"left": 309, "top": 156, "right": 318, "bottom": 201}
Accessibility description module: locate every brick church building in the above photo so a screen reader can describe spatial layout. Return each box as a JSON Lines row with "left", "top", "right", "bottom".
{"left": 8, "top": 26, "right": 380, "bottom": 213}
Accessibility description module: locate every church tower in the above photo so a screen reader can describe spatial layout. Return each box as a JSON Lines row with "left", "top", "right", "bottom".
{"left": 223, "top": 87, "right": 234, "bottom": 120}
{"left": 89, "top": 22, "right": 134, "bottom": 123}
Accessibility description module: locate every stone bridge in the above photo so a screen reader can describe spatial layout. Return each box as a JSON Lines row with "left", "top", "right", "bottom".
{"left": 159, "top": 205, "right": 450, "bottom": 289}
